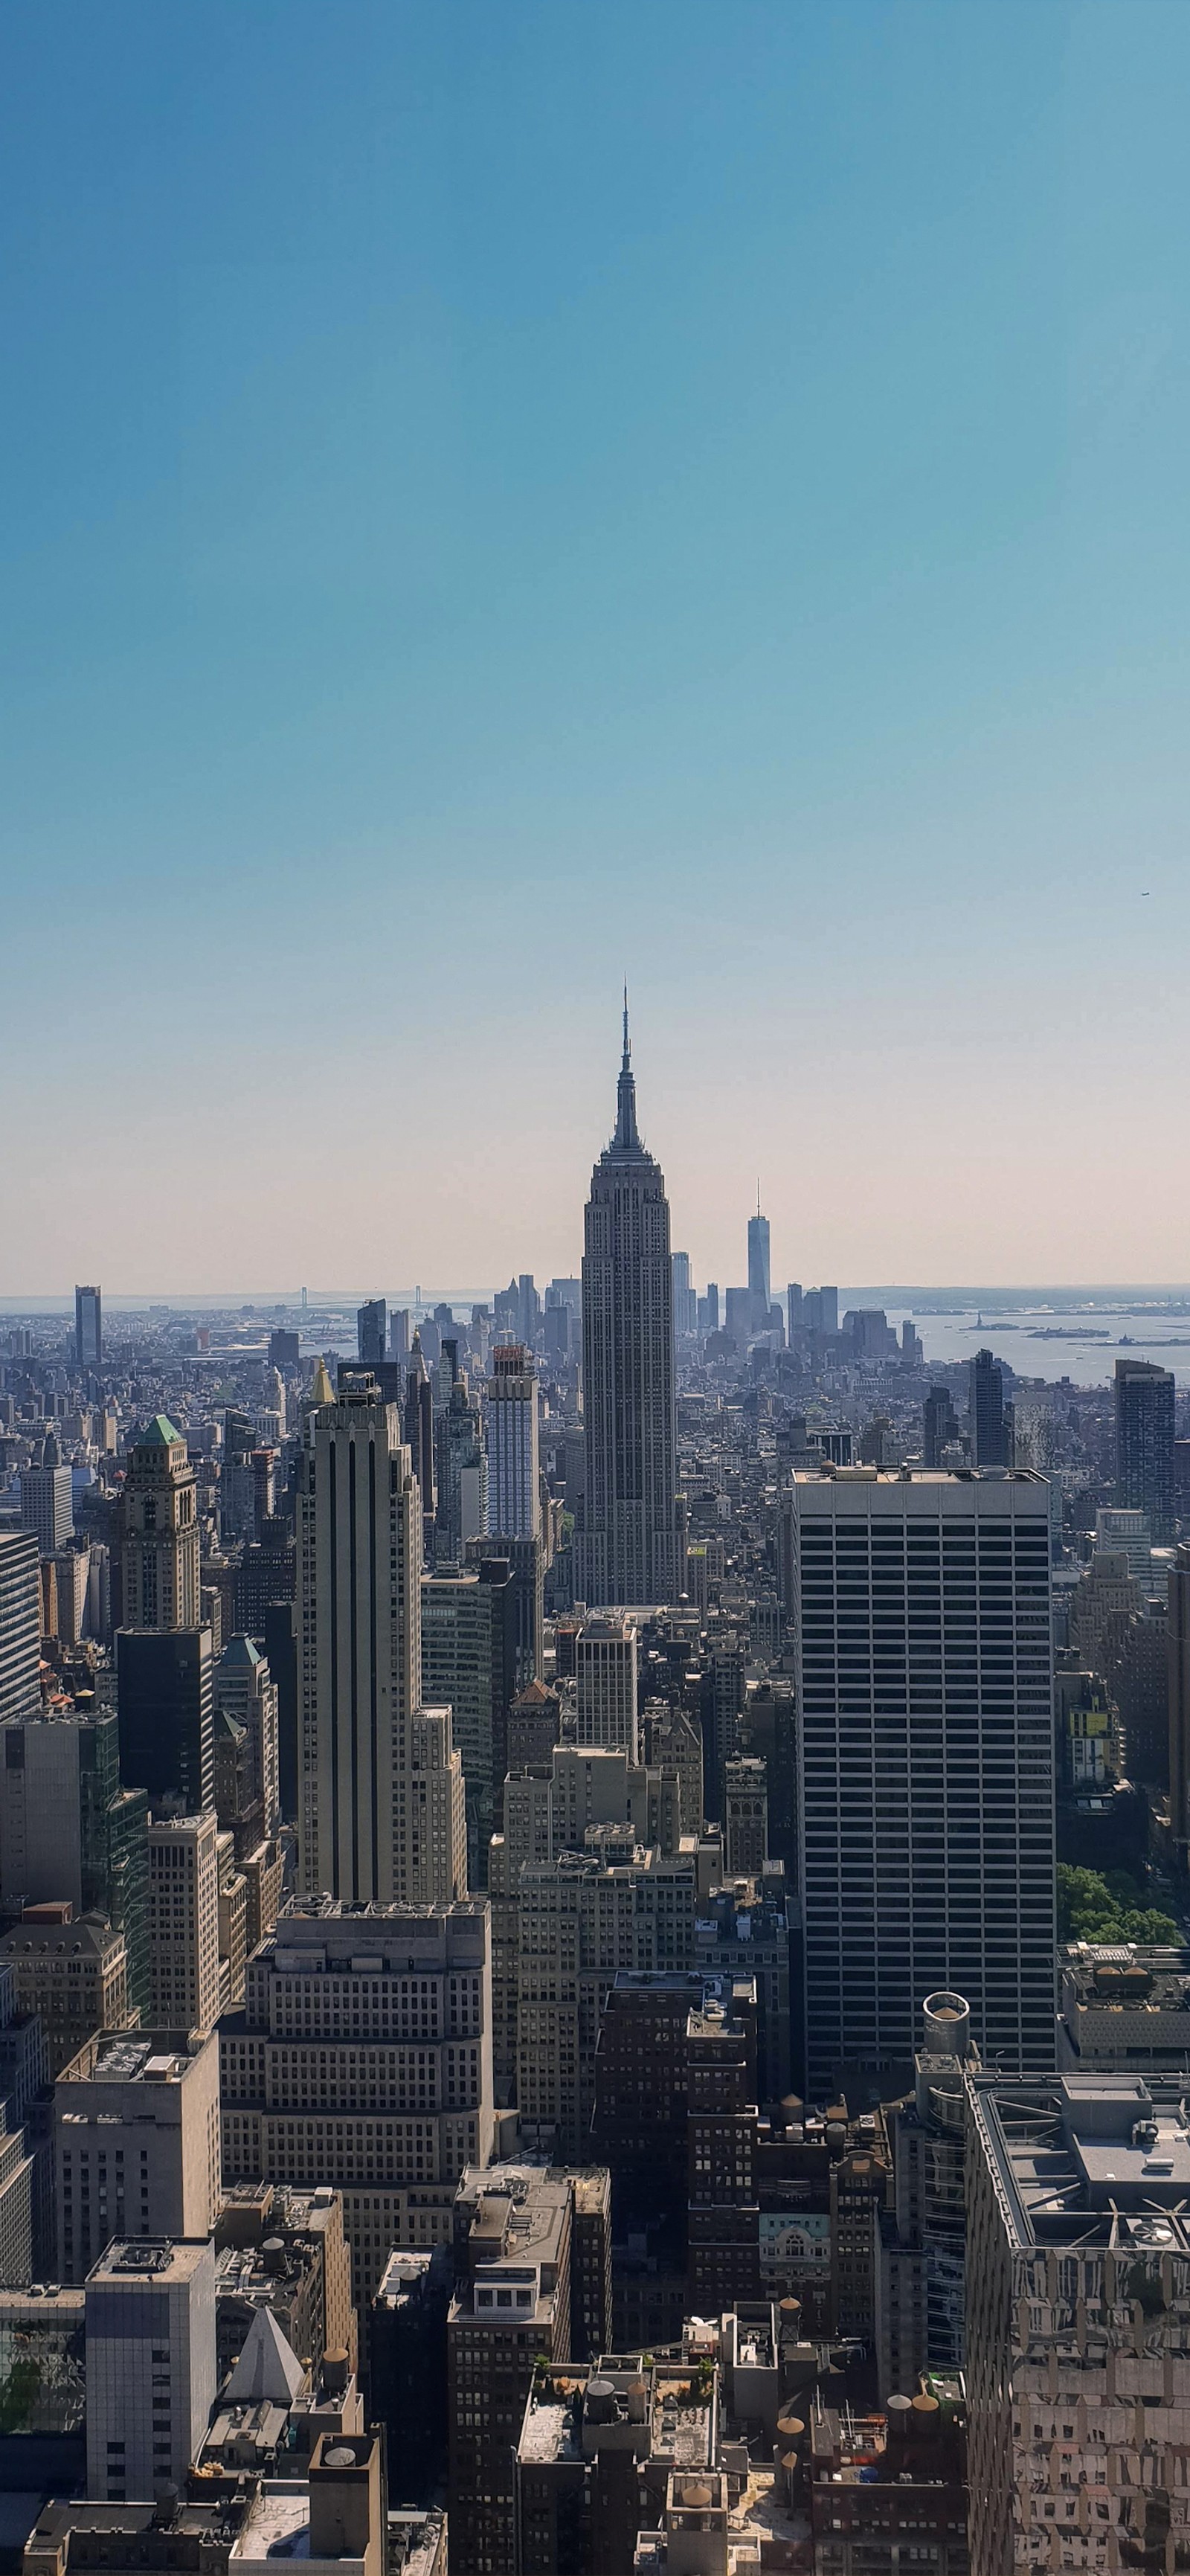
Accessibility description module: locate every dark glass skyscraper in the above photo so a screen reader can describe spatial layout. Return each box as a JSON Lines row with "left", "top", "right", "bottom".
{"left": 792, "top": 1467, "right": 1055, "bottom": 2096}
{"left": 1116, "top": 1356, "right": 1176, "bottom": 1544}
{"left": 968, "top": 1347, "right": 1010, "bottom": 1467}
{"left": 116, "top": 1625, "right": 214, "bottom": 1814}
{"left": 357, "top": 1297, "right": 387, "bottom": 1365}
{"left": 576, "top": 1006, "right": 682, "bottom": 1605}
{"left": 923, "top": 1385, "right": 959, "bottom": 1468}
{"left": 747, "top": 1192, "right": 771, "bottom": 1327}
{"left": 74, "top": 1284, "right": 101, "bottom": 1370}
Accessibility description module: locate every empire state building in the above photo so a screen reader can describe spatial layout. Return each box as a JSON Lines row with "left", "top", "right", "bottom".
{"left": 576, "top": 1006, "right": 684, "bottom": 1606}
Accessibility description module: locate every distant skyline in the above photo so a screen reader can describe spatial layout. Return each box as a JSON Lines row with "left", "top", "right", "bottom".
{"left": 7, "top": 1283, "right": 1190, "bottom": 1311}
{"left": 3, "top": 1, "right": 1189, "bottom": 1288}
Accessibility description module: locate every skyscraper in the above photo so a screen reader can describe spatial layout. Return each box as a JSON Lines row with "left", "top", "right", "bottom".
{"left": 116, "top": 1626, "right": 215, "bottom": 1815}
{"left": 966, "top": 2068, "right": 1190, "bottom": 2576}
{"left": 357, "top": 1298, "right": 386, "bottom": 1366}
{"left": 575, "top": 1612, "right": 639, "bottom": 1758}
{"left": 0, "top": 1697, "right": 150, "bottom": 2016}
{"left": 435, "top": 1373, "right": 487, "bottom": 1559}
{"left": 1116, "top": 1355, "right": 1176, "bottom": 1544}
{"left": 74, "top": 1285, "right": 101, "bottom": 1372}
{"left": 402, "top": 1334, "right": 436, "bottom": 1549}
{"left": 55, "top": 2026, "right": 222, "bottom": 2282}
{"left": 922, "top": 1385, "right": 960, "bottom": 1468}
{"left": 219, "top": 1897, "right": 494, "bottom": 2314}
{"left": 0, "top": 1533, "right": 40, "bottom": 1723}
{"left": 213, "top": 1634, "right": 280, "bottom": 1848}
{"left": 671, "top": 1252, "right": 698, "bottom": 1337}
{"left": 86, "top": 2238, "right": 216, "bottom": 2505}
{"left": 485, "top": 1344, "right": 540, "bottom": 1543}
{"left": 297, "top": 1378, "right": 463, "bottom": 1904}
{"left": 119, "top": 1416, "right": 201, "bottom": 1630}
{"left": 747, "top": 1189, "right": 771, "bottom": 1327}
{"left": 147, "top": 1811, "right": 222, "bottom": 2034}
{"left": 968, "top": 1348, "right": 1010, "bottom": 1468}
{"left": 576, "top": 1003, "right": 682, "bottom": 1607}
{"left": 19, "top": 1431, "right": 74, "bottom": 1555}
{"left": 791, "top": 1466, "right": 1055, "bottom": 2095}
{"left": 1168, "top": 1542, "right": 1190, "bottom": 1858}
{"left": 420, "top": 1560, "right": 516, "bottom": 1883}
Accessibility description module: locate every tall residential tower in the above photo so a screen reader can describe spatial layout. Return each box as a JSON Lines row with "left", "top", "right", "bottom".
{"left": 1116, "top": 1355, "right": 1177, "bottom": 1545}
{"left": 485, "top": 1345, "right": 540, "bottom": 1544}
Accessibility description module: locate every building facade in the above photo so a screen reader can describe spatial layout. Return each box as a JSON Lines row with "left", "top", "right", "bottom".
{"left": 747, "top": 1199, "right": 771, "bottom": 1329}
{"left": 576, "top": 1010, "right": 682, "bottom": 1607}
{"left": 20, "top": 1433, "right": 74, "bottom": 1557}
{"left": 486, "top": 1344, "right": 541, "bottom": 1543}
{"left": 85, "top": 2236, "right": 216, "bottom": 2502}
{"left": 219, "top": 1897, "right": 495, "bottom": 2315}
{"left": 0, "top": 1703, "right": 150, "bottom": 2017}
{"left": 116, "top": 1626, "right": 214, "bottom": 1815}
{"left": 420, "top": 1563, "right": 515, "bottom": 1886}
{"left": 297, "top": 1384, "right": 461, "bottom": 1905}
{"left": 147, "top": 1811, "right": 222, "bottom": 2035}
{"left": 0, "top": 1913, "right": 130, "bottom": 2076}
{"left": 1116, "top": 1356, "right": 1177, "bottom": 1545}
{"left": 119, "top": 1417, "right": 201, "bottom": 1630}
{"left": 515, "top": 1841, "right": 699, "bottom": 2160}
{"left": 74, "top": 1287, "right": 102, "bottom": 1372}
{"left": 55, "top": 2027, "right": 222, "bottom": 2282}
{"left": 575, "top": 1613, "right": 639, "bottom": 1758}
{"left": 967, "top": 2068, "right": 1190, "bottom": 2574}
{"left": 791, "top": 1467, "right": 1055, "bottom": 2096}
{"left": 0, "top": 1533, "right": 43, "bottom": 1724}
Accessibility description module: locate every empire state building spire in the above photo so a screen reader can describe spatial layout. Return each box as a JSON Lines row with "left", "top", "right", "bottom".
{"left": 576, "top": 1003, "right": 684, "bottom": 1606}
{"left": 614, "top": 983, "right": 640, "bottom": 1152}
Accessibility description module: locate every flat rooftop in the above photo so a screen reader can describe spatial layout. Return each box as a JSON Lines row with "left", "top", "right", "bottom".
{"left": 649, "top": 2371, "right": 715, "bottom": 2470}
{"left": 971, "top": 2072, "right": 1190, "bottom": 2249}
{"left": 68, "top": 2033, "right": 195, "bottom": 2085}
{"left": 230, "top": 2483, "right": 312, "bottom": 2561}
{"left": 517, "top": 2380, "right": 586, "bottom": 2465}
{"left": 89, "top": 2238, "right": 211, "bottom": 2287}
{"left": 1062, "top": 1944, "right": 1190, "bottom": 2015}
{"left": 274, "top": 1896, "right": 487, "bottom": 1927}
{"left": 792, "top": 1466, "right": 1047, "bottom": 1488}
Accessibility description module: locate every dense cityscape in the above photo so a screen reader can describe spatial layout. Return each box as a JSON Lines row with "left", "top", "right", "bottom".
{"left": 0, "top": 1021, "right": 1188, "bottom": 2572}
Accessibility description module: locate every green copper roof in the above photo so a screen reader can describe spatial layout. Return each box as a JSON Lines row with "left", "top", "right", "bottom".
{"left": 137, "top": 1413, "right": 183, "bottom": 1447}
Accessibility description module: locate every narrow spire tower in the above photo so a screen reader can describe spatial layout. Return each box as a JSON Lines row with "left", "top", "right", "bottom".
{"left": 576, "top": 1004, "right": 683, "bottom": 1606}
{"left": 615, "top": 983, "right": 639, "bottom": 1150}
{"left": 747, "top": 1185, "right": 771, "bottom": 1329}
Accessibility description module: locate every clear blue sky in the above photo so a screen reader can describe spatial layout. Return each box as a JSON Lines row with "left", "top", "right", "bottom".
{"left": 2, "top": 1, "right": 1189, "bottom": 1294}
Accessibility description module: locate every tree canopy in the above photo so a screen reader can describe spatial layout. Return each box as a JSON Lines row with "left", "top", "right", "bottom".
{"left": 1057, "top": 1863, "right": 1178, "bottom": 1946}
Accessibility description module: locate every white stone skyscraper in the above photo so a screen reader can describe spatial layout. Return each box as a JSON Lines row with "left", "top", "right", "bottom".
{"left": 297, "top": 1378, "right": 465, "bottom": 1904}
{"left": 576, "top": 1003, "right": 682, "bottom": 1606}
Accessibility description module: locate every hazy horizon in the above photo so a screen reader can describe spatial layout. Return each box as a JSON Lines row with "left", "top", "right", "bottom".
{"left": 7, "top": 1282, "right": 1190, "bottom": 1311}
